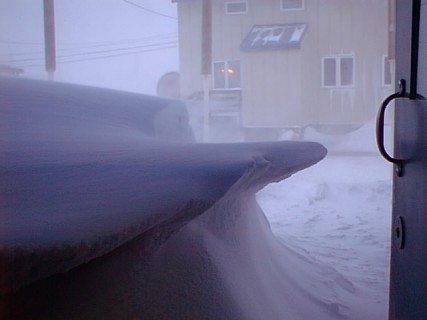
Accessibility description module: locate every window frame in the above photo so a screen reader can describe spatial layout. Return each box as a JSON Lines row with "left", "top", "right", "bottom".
{"left": 212, "top": 59, "right": 241, "bottom": 90}
{"left": 280, "top": 0, "right": 305, "bottom": 12}
{"left": 225, "top": 1, "right": 248, "bottom": 15}
{"left": 321, "top": 55, "right": 355, "bottom": 88}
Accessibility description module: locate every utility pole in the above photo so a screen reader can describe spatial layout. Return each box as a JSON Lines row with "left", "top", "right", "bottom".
{"left": 201, "top": 0, "right": 212, "bottom": 141}
{"left": 43, "top": 0, "right": 56, "bottom": 80}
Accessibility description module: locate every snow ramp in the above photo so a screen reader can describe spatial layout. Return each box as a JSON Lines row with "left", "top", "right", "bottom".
{"left": 1, "top": 77, "right": 359, "bottom": 319}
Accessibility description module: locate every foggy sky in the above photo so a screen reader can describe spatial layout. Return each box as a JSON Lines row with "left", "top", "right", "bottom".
{"left": 0, "top": 0, "right": 179, "bottom": 94}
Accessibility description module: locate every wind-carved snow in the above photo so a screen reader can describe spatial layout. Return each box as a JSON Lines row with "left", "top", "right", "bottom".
{"left": 0, "top": 77, "right": 377, "bottom": 319}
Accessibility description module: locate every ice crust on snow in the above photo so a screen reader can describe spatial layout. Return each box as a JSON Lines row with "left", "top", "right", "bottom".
{"left": 0, "top": 77, "right": 375, "bottom": 319}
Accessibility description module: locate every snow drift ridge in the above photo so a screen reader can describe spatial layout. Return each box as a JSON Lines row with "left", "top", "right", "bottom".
{"left": 0, "top": 78, "right": 359, "bottom": 320}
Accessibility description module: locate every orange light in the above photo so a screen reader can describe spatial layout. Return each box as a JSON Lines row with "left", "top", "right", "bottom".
{"left": 227, "top": 68, "right": 234, "bottom": 75}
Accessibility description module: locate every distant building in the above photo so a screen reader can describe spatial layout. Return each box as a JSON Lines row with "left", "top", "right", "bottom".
{"left": 173, "top": 0, "right": 393, "bottom": 134}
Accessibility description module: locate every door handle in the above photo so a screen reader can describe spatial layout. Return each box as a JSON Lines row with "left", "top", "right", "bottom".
{"left": 376, "top": 79, "right": 409, "bottom": 177}
{"left": 376, "top": 79, "right": 425, "bottom": 177}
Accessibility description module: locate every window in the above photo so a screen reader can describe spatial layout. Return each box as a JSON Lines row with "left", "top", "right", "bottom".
{"left": 240, "top": 23, "right": 307, "bottom": 51}
{"left": 340, "top": 57, "right": 354, "bottom": 86}
{"left": 213, "top": 60, "right": 241, "bottom": 89}
{"left": 323, "top": 58, "right": 336, "bottom": 87}
{"left": 383, "top": 56, "right": 392, "bottom": 86}
{"left": 281, "top": 0, "right": 304, "bottom": 11}
{"left": 225, "top": 1, "right": 248, "bottom": 15}
{"left": 322, "top": 56, "right": 355, "bottom": 87}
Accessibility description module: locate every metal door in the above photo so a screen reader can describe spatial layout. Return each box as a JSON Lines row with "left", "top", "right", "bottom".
{"left": 377, "top": 1, "right": 427, "bottom": 319}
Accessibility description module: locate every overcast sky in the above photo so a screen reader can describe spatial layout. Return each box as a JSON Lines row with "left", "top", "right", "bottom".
{"left": 0, "top": 0, "right": 179, "bottom": 94}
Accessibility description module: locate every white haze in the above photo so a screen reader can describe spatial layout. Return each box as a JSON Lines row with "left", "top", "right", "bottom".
{"left": 0, "top": 0, "right": 179, "bottom": 94}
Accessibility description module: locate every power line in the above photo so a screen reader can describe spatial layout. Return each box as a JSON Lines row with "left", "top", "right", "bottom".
{"left": 14, "top": 43, "right": 178, "bottom": 68}
{"left": 57, "top": 44, "right": 177, "bottom": 64}
{"left": 0, "top": 33, "right": 178, "bottom": 60}
{"left": 57, "top": 32, "right": 178, "bottom": 48}
{"left": 0, "top": 39, "right": 43, "bottom": 46}
{"left": 0, "top": 32, "right": 177, "bottom": 47}
{"left": 1, "top": 40, "right": 178, "bottom": 64}
{"left": 58, "top": 41, "right": 177, "bottom": 58}
{"left": 122, "top": 0, "right": 177, "bottom": 20}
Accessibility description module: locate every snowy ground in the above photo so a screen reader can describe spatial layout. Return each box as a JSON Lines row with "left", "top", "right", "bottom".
{"left": 188, "top": 102, "right": 393, "bottom": 319}
{"left": 258, "top": 154, "right": 392, "bottom": 319}
{"left": 259, "top": 127, "right": 392, "bottom": 319}
{"left": 257, "top": 124, "right": 393, "bottom": 319}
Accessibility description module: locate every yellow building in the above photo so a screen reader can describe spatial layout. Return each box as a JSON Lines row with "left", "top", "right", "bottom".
{"left": 173, "top": 0, "right": 393, "bottom": 134}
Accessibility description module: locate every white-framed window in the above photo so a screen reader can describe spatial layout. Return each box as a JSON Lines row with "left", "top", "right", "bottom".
{"left": 322, "top": 55, "right": 355, "bottom": 88}
{"left": 382, "top": 55, "right": 393, "bottom": 86}
{"left": 225, "top": 1, "right": 248, "bottom": 15}
{"left": 213, "top": 60, "right": 241, "bottom": 89}
{"left": 280, "top": 0, "right": 304, "bottom": 11}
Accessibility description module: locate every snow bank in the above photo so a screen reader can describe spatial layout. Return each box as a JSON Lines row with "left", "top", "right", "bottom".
{"left": 0, "top": 77, "right": 369, "bottom": 319}
{"left": 259, "top": 155, "right": 392, "bottom": 319}
{"left": 259, "top": 121, "right": 393, "bottom": 319}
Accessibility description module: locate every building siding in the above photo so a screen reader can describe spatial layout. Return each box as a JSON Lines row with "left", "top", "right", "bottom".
{"left": 176, "top": 0, "right": 392, "bottom": 128}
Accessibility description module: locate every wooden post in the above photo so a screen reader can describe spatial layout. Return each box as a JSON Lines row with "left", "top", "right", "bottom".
{"left": 201, "top": 0, "right": 212, "bottom": 142}
{"left": 43, "top": 0, "right": 56, "bottom": 80}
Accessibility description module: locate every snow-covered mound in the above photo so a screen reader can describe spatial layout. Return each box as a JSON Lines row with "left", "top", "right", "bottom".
{"left": 0, "top": 77, "right": 361, "bottom": 319}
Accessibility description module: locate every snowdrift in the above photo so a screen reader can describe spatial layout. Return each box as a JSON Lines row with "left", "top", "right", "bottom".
{"left": 1, "top": 77, "right": 357, "bottom": 319}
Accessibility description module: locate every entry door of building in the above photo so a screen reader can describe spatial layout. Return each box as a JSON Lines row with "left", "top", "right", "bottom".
{"left": 387, "top": 1, "right": 427, "bottom": 319}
